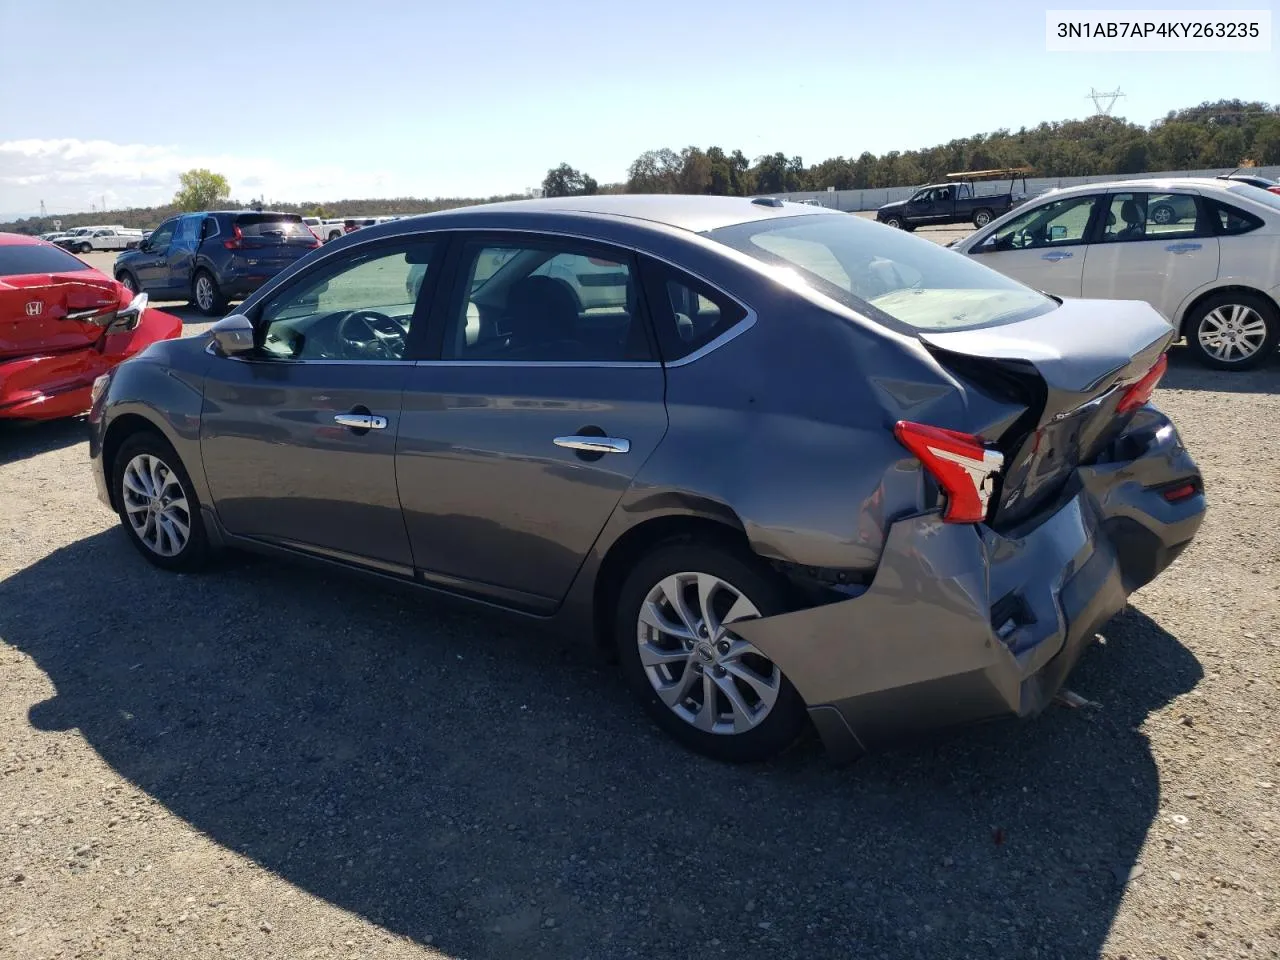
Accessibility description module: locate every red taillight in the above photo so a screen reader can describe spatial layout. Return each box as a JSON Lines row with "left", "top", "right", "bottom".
{"left": 1269, "top": 186, "right": 1280, "bottom": 195}
{"left": 894, "top": 421, "right": 1005, "bottom": 524}
{"left": 1116, "top": 354, "right": 1168, "bottom": 415}
{"left": 222, "top": 224, "right": 244, "bottom": 250}
{"left": 1161, "top": 481, "right": 1198, "bottom": 503}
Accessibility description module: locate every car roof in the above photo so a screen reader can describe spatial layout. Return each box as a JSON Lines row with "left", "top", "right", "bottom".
{"left": 1041, "top": 177, "right": 1246, "bottom": 197}
{"left": 401, "top": 194, "right": 837, "bottom": 234}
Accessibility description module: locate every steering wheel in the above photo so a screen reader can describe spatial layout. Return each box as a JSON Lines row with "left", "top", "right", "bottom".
{"left": 336, "top": 310, "right": 407, "bottom": 360}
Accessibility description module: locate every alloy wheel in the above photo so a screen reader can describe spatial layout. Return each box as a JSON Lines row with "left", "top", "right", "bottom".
{"left": 195, "top": 275, "right": 214, "bottom": 312}
{"left": 636, "top": 572, "right": 781, "bottom": 735}
{"left": 1197, "top": 304, "right": 1268, "bottom": 363}
{"left": 121, "top": 453, "right": 192, "bottom": 557}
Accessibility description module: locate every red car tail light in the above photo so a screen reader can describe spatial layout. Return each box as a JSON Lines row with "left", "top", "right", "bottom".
{"left": 894, "top": 421, "right": 1005, "bottom": 524}
{"left": 1116, "top": 354, "right": 1168, "bottom": 415}
{"left": 223, "top": 224, "right": 244, "bottom": 250}
{"left": 1161, "top": 481, "right": 1199, "bottom": 503}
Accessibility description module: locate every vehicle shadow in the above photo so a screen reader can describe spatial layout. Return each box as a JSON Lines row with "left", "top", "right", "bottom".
{"left": 1161, "top": 342, "right": 1280, "bottom": 394}
{"left": 0, "top": 416, "right": 87, "bottom": 466}
{"left": 1, "top": 530, "right": 1202, "bottom": 960}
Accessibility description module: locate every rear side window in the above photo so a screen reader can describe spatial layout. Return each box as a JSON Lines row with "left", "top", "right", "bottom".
{"left": 235, "top": 215, "right": 312, "bottom": 238}
{"left": 1100, "top": 192, "right": 1207, "bottom": 242}
{"left": 0, "top": 242, "right": 92, "bottom": 276}
{"left": 640, "top": 261, "right": 747, "bottom": 361}
{"left": 1209, "top": 201, "right": 1263, "bottom": 236}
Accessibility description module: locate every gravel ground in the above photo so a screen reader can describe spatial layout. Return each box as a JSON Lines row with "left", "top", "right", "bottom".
{"left": 1, "top": 245, "right": 1278, "bottom": 960}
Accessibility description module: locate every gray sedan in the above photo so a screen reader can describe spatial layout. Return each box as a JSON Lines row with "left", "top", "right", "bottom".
{"left": 88, "top": 195, "right": 1205, "bottom": 762}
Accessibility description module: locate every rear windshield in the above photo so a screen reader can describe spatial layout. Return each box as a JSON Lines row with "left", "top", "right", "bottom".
{"left": 234, "top": 215, "right": 312, "bottom": 238}
{"left": 707, "top": 214, "right": 1057, "bottom": 331}
{"left": 0, "top": 242, "right": 93, "bottom": 277}
{"left": 1227, "top": 183, "right": 1280, "bottom": 211}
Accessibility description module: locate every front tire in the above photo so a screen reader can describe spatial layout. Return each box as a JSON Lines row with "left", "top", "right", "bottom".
{"left": 615, "top": 540, "right": 808, "bottom": 762}
{"left": 192, "top": 269, "right": 226, "bottom": 316}
{"left": 883, "top": 216, "right": 903, "bottom": 230}
{"left": 1151, "top": 203, "right": 1177, "bottom": 225}
{"left": 116, "top": 271, "right": 138, "bottom": 294}
{"left": 76, "top": 242, "right": 92, "bottom": 254}
{"left": 1184, "top": 291, "right": 1278, "bottom": 370}
{"left": 972, "top": 208, "right": 994, "bottom": 228}
{"left": 112, "top": 431, "right": 209, "bottom": 572}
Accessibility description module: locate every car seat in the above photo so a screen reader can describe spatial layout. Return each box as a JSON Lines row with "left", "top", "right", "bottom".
{"left": 501, "top": 276, "right": 585, "bottom": 360}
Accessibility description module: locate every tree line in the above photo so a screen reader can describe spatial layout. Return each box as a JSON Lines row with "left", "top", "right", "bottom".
{"left": 4, "top": 99, "right": 1276, "bottom": 234}
{"left": 544, "top": 99, "right": 1280, "bottom": 197}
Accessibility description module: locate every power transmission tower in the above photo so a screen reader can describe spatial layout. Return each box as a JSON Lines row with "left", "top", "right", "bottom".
{"left": 1087, "top": 87, "right": 1126, "bottom": 116}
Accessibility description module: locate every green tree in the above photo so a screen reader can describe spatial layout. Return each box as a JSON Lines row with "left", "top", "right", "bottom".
{"left": 173, "top": 169, "right": 231, "bottom": 211}
{"left": 541, "top": 163, "right": 598, "bottom": 197}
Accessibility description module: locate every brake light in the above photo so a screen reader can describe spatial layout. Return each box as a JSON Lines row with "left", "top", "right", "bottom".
{"left": 894, "top": 421, "right": 1005, "bottom": 524}
{"left": 1269, "top": 186, "right": 1280, "bottom": 195}
{"left": 1161, "top": 481, "right": 1198, "bottom": 503}
{"left": 223, "top": 224, "right": 244, "bottom": 250}
{"left": 1116, "top": 354, "right": 1168, "bottom": 415}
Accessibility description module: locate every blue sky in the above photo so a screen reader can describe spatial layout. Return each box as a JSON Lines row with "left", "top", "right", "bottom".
{"left": 0, "top": 0, "right": 1276, "bottom": 216}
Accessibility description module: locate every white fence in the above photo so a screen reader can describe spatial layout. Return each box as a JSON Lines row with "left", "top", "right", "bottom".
{"left": 769, "top": 166, "right": 1280, "bottom": 212}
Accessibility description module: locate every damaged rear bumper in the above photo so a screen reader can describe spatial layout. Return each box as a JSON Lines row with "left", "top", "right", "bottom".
{"left": 0, "top": 308, "right": 181, "bottom": 421}
{"left": 732, "top": 408, "right": 1204, "bottom": 761}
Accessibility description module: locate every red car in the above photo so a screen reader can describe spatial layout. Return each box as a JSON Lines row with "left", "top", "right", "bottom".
{"left": 0, "top": 233, "right": 182, "bottom": 421}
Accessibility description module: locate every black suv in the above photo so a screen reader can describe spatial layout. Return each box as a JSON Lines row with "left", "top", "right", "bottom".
{"left": 113, "top": 211, "right": 320, "bottom": 316}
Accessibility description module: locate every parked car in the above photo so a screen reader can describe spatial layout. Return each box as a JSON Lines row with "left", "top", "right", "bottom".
{"left": 113, "top": 211, "right": 320, "bottom": 316}
{"left": 0, "top": 233, "right": 181, "bottom": 420}
{"left": 59, "top": 227, "right": 144, "bottom": 253}
{"left": 1216, "top": 172, "right": 1280, "bottom": 195}
{"left": 877, "top": 174, "right": 1026, "bottom": 230}
{"left": 88, "top": 195, "right": 1204, "bottom": 762}
{"left": 952, "top": 178, "right": 1280, "bottom": 370}
{"left": 343, "top": 216, "right": 401, "bottom": 234}
{"left": 303, "top": 217, "right": 345, "bottom": 242}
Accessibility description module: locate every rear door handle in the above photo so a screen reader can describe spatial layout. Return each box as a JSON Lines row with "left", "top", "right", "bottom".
{"left": 554, "top": 436, "right": 630, "bottom": 454}
{"left": 1040, "top": 251, "right": 1074, "bottom": 261}
{"left": 1165, "top": 242, "right": 1202, "bottom": 253}
{"left": 333, "top": 413, "right": 388, "bottom": 430}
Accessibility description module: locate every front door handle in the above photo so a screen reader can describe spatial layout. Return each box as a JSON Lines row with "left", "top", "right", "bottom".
{"left": 554, "top": 435, "right": 630, "bottom": 455}
{"left": 1040, "top": 251, "right": 1074, "bottom": 261}
{"left": 1165, "top": 242, "right": 1202, "bottom": 254}
{"left": 334, "top": 413, "right": 388, "bottom": 430}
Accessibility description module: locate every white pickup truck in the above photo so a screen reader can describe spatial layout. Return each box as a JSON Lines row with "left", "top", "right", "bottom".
{"left": 56, "top": 227, "right": 143, "bottom": 253}
{"left": 302, "top": 217, "right": 346, "bottom": 242}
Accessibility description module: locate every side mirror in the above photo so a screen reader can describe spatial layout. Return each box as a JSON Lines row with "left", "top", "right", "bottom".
{"left": 209, "top": 314, "right": 255, "bottom": 358}
{"left": 1049, "top": 224, "right": 1068, "bottom": 241}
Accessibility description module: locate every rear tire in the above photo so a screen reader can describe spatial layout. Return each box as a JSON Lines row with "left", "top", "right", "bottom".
{"left": 1151, "top": 202, "right": 1177, "bottom": 225}
{"left": 1183, "top": 291, "right": 1278, "bottom": 371}
{"left": 972, "top": 208, "right": 994, "bottom": 227}
{"left": 192, "top": 269, "right": 226, "bottom": 317}
{"left": 614, "top": 539, "right": 808, "bottom": 762}
{"left": 76, "top": 242, "right": 92, "bottom": 254}
{"left": 111, "top": 431, "right": 210, "bottom": 573}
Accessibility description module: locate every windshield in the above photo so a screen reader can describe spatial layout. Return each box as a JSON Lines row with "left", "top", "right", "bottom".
{"left": 707, "top": 214, "right": 1056, "bottom": 331}
{"left": 0, "top": 243, "right": 93, "bottom": 277}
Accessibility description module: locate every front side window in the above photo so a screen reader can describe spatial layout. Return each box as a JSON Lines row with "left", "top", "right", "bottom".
{"left": 146, "top": 219, "right": 178, "bottom": 251}
{"left": 709, "top": 214, "right": 1056, "bottom": 332}
{"left": 987, "top": 194, "right": 1099, "bottom": 251}
{"left": 444, "top": 241, "right": 649, "bottom": 362}
{"left": 257, "top": 240, "right": 434, "bottom": 361}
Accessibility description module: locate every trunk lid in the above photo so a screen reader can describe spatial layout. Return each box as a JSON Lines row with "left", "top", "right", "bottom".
{"left": 919, "top": 297, "right": 1174, "bottom": 529}
{"left": 0, "top": 273, "right": 125, "bottom": 359}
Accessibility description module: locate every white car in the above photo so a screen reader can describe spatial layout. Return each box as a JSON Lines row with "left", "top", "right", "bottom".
{"left": 953, "top": 178, "right": 1280, "bottom": 370}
